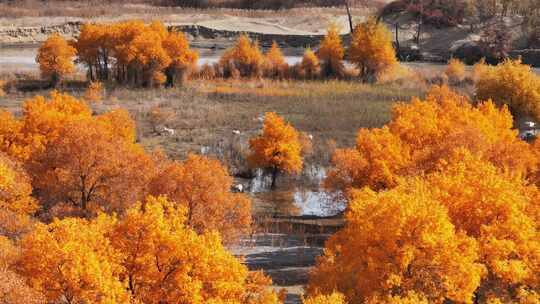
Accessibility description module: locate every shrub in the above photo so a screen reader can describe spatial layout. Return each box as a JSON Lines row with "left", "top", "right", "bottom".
{"left": 405, "top": 0, "right": 467, "bottom": 27}
{"left": 471, "top": 57, "right": 489, "bottom": 82}
{"left": 349, "top": 18, "right": 398, "bottom": 83}
{"left": 197, "top": 63, "right": 217, "bottom": 80}
{"left": 84, "top": 81, "right": 103, "bottom": 104}
{"left": 475, "top": 59, "right": 540, "bottom": 121}
{"left": 444, "top": 58, "right": 466, "bottom": 83}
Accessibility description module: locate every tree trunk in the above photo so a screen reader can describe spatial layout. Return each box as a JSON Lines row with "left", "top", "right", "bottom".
{"left": 51, "top": 73, "right": 60, "bottom": 88}
{"left": 345, "top": 0, "right": 354, "bottom": 34}
{"left": 395, "top": 22, "right": 400, "bottom": 58}
{"left": 415, "top": 0, "right": 423, "bottom": 44}
{"left": 270, "top": 166, "right": 279, "bottom": 190}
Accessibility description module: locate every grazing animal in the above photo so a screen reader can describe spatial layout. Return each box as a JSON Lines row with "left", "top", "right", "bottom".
{"left": 232, "top": 184, "right": 244, "bottom": 192}
{"left": 156, "top": 125, "right": 175, "bottom": 136}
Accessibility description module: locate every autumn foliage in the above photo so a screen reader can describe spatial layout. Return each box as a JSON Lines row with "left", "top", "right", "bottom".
{"left": 317, "top": 23, "right": 345, "bottom": 78}
{"left": 0, "top": 90, "right": 277, "bottom": 303}
{"left": 311, "top": 150, "right": 540, "bottom": 303}
{"left": 220, "top": 34, "right": 265, "bottom": 78}
{"left": 35, "top": 34, "right": 76, "bottom": 86}
{"left": 0, "top": 92, "right": 252, "bottom": 236}
{"left": 298, "top": 48, "right": 321, "bottom": 79}
{"left": 248, "top": 112, "right": 303, "bottom": 188}
{"left": 475, "top": 59, "right": 540, "bottom": 121}
{"left": 313, "top": 85, "right": 540, "bottom": 303}
{"left": 264, "top": 41, "right": 288, "bottom": 78}
{"left": 84, "top": 81, "right": 103, "bottom": 103}
{"left": 445, "top": 58, "right": 466, "bottom": 83}
{"left": 14, "top": 196, "right": 278, "bottom": 304}
{"left": 148, "top": 153, "right": 251, "bottom": 243}
{"left": 303, "top": 292, "right": 346, "bottom": 304}
{"left": 349, "top": 19, "right": 398, "bottom": 82}
{"left": 325, "top": 85, "right": 536, "bottom": 195}
{"left": 75, "top": 21, "right": 198, "bottom": 87}
{"left": 0, "top": 154, "right": 37, "bottom": 238}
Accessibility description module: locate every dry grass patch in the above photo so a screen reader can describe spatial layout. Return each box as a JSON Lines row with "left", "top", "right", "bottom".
{"left": 0, "top": 79, "right": 426, "bottom": 169}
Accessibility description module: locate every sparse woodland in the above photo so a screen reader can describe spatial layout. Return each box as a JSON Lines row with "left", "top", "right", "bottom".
{"left": 4, "top": 3, "right": 540, "bottom": 303}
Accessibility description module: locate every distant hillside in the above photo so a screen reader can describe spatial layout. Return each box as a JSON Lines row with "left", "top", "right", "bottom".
{"left": 378, "top": 0, "right": 540, "bottom": 65}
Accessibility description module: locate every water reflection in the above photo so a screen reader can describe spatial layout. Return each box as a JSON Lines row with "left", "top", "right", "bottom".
{"left": 246, "top": 166, "right": 345, "bottom": 217}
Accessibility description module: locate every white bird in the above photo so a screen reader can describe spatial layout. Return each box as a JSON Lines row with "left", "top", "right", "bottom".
{"left": 525, "top": 121, "right": 536, "bottom": 128}
{"left": 232, "top": 130, "right": 241, "bottom": 135}
{"left": 308, "top": 134, "right": 313, "bottom": 140}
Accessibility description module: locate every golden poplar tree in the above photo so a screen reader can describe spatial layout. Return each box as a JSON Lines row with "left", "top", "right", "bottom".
{"left": 300, "top": 48, "right": 320, "bottom": 79}
{"left": 248, "top": 112, "right": 303, "bottom": 189}
{"left": 264, "top": 41, "right": 288, "bottom": 78}
{"left": 0, "top": 92, "right": 151, "bottom": 217}
{"left": 312, "top": 148, "right": 540, "bottom": 303}
{"left": 28, "top": 116, "right": 153, "bottom": 216}
{"left": 109, "top": 195, "right": 278, "bottom": 303}
{"left": 349, "top": 19, "right": 397, "bottom": 82}
{"left": 220, "top": 34, "right": 264, "bottom": 78}
{"left": 148, "top": 153, "right": 252, "bottom": 243}
{"left": 17, "top": 216, "right": 130, "bottom": 304}
{"left": 0, "top": 91, "right": 93, "bottom": 162}
{"left": 476, "top": 59, "right": 540, "bottom": 121}
{"left": 162, "top": 31, "right": 199, "bottom": 86}
{"left": 36, "top": 34, "right": 76, "bottom": 86}
{"left": 317, "top": 23, "right": 344, "bottom": 78}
